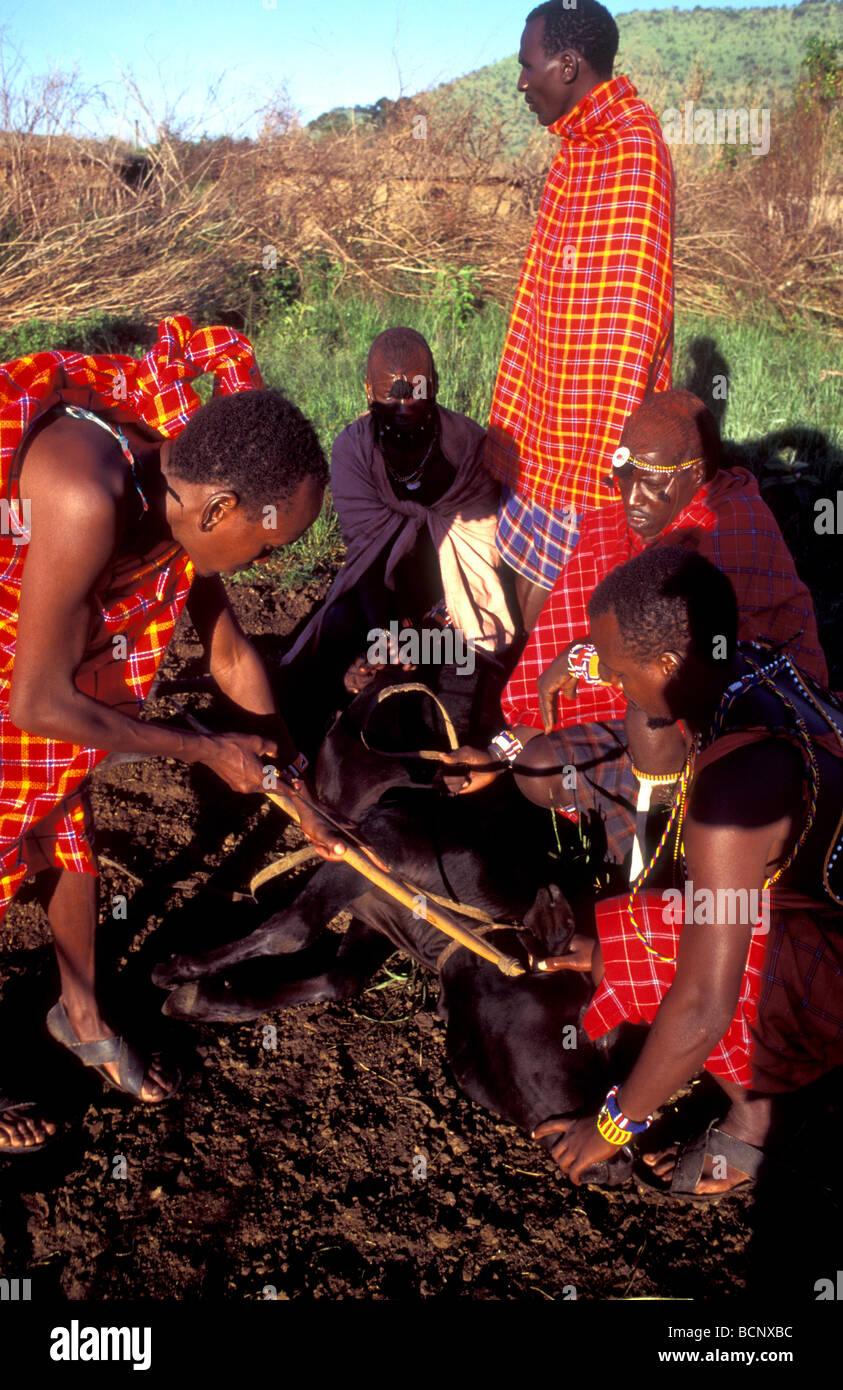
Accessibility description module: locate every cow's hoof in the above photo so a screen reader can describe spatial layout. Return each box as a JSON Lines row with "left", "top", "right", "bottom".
{"left": 579, "top": 1145, "right": 635, "bottom": 1188}
{"left": 161, "top": 983, "right": 201, "bottom": 1018}
{"left": 161, "top": 980, "right": 263, "bottom": 1024}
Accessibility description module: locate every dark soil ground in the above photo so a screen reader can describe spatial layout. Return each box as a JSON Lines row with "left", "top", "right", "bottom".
{"left": 0, "top": 570, "right": 840, "bottom": 1303}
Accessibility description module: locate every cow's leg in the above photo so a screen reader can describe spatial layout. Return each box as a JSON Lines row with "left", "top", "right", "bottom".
{"left": 152, "top": 860, "right": 363, "bottom": 987}
{"left": 161, "top": 919, "right": 392, "bottom": 1023}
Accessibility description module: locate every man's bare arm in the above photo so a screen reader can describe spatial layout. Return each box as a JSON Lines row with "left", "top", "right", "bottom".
{"left": 187, "top": 575, "right": 300, "bottom": 765}
{"left": 606, "top": 741, "right": 801, "bottom": 1122}
{"left": 10, "top": 441, "right": 267, "bottom": 791}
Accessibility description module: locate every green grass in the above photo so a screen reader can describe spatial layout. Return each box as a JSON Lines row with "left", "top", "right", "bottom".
{"left": 3, "top": 280, "right": 841, "bottom": 672}
{"left": 0, "top": 313, "right": 150, "bottom": 360}
{"left": 673, "top": 313, "right": 843, "bottom": 468}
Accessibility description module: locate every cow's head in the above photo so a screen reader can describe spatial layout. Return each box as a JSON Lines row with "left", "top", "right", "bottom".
{"left": 520, "top": 883, "right": 578, "bottom": 962}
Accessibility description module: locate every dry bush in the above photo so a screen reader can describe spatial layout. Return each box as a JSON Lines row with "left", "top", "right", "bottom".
{"left": 672, "top": 102, "right": 843, "bottom": 324}
{"left": 248, "top": 97, "right": 549, "bottom": 301}
{"left": 0, "top": 53, "right": 840, "bottom": 334}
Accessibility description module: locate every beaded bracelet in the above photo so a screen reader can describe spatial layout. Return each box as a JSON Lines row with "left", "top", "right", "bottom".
{"left": 567, "top": 642, "right": 605, "bottom": 686}
{"left": 488, "top": 730, "right": 523, "bottom": 764}
{"left": 596, "top": 1084, "right": 653, "bottom": 1146}
{"left": 285, "top": 751, "right": 309, "bottom": 780}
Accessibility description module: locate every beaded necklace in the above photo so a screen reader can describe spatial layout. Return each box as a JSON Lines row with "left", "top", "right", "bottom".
{"left": 626, "top": 649, "right": 843, "bottom": 963}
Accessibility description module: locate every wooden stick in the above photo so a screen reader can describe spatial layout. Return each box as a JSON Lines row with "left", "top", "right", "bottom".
{"left": 174, "top": 705, "right": 524, "bottom": 977}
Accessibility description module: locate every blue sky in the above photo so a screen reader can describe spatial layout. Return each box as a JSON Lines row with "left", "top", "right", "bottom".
{"left": 0, "top": 0, "right": 814, "bottom": 138}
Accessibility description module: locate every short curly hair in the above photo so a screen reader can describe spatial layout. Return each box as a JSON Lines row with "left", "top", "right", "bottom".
{"left": 526, "top": 0, "right": 619, "bottom": 78}
{"left": 169, "top": 389, "right": 328, "bottom": 516}
{"left": 588, "top": 546, "right": 738, "bottom": 667}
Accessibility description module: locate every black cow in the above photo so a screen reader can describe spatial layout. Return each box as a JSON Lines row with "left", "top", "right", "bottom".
{"left": 153, "top": 680, "right": 638, "bottom": 1182}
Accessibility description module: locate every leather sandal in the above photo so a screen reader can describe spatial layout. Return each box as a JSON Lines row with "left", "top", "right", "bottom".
{"left": 46, "top": 999, "right": 179, "bottom": 1103}
{"left": 636, "top": 1119, "right": 763, "bottom": 1204}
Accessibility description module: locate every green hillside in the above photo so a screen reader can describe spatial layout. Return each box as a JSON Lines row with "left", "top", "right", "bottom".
{"left": 310, "top": 2, "right": 843, "bottom": 150}
{"left": 434, "top": 2, "right": 843, "bottom": 149}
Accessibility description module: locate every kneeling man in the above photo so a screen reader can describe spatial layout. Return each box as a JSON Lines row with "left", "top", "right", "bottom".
{"left": 282, "top": 328, "right": 515, "bottom": 747}
{"left": 535, "top": 547, "right": 843, "bottom": 1198}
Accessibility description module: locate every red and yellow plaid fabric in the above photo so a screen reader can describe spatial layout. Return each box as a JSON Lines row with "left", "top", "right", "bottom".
{"left": 501, "top": 467, "right": 829, "bottom": 730}
{"left": 0, "top": 315, "right": 263, "bottom": 917}
{"left": 485, "top": 76, "right": 674, "bottom": 514}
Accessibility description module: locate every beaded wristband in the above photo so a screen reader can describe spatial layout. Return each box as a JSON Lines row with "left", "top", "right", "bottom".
{"left": 604, "top": 1083, "right": 652, "bottom": 1136}
{"left": 596, "top": 1108, "right": 634, "bottom": 1146}
{"left": 567, "top": 642, "right": 604, "bottom": 686}
{"left": 424, "top": 598, "right": 455, "bottom": 630}
{"left": 488, "top": 730, "right": 524, "bottom": 764}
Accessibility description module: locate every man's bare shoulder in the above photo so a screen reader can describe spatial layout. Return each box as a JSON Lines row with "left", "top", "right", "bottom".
{"left": 19, "top": 413, "right": 128, "bottom": 505}
{"left": 691, "top": 736, "right": 803, "bottom": 831}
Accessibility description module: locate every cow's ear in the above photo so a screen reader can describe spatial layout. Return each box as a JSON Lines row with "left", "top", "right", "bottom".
{"left": 523, "top": 884, "right": 576, "bottom": 955}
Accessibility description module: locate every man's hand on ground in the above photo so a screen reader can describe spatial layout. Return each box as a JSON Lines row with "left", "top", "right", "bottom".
{"left": 532, "top": 1115, "right": 617, "bottom": 1184}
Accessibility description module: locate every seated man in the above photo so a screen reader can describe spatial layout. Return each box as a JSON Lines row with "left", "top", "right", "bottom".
{"left": 534, "top": 546, "right": 843, "bottom": 1200}
{"left": 281, "top": 328, "right": 515, "bottom": 750}
{"left": 443, "top": 389, "right": 828, "bottom": 875}
{"left": 0, "top": 317, "right": 346, "bottom": 1154}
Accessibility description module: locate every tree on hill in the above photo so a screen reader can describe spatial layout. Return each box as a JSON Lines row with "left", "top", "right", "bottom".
{"left": 797, "top": 35, "right": 843, "bottom": 111}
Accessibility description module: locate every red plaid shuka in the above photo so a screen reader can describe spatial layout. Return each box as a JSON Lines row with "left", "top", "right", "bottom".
{"left": 583, "top": 727, "right": 843, "bottom": 1090}
{"left": 485, "top": 76, "right": 674, "bottom": 515}
{"left": 582, "top": 888, "right": 769, "bottom": 1087}
{"left": 0, "top": 315, "right": 263, "bottom": 917}
{"left": 501, "top": 467, "right": 829, "bottom": 731}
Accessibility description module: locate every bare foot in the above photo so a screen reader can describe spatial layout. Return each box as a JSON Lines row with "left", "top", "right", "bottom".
{"left": 0, "top": 1102, "right": 57, "bottom": 1152}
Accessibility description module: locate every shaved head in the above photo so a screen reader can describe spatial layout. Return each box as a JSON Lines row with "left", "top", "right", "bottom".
{"left": 621, "top": 389, "right": 723, "bottom": 480}
{"left": 366, "top": 328, "right": 437, "bottom": 400}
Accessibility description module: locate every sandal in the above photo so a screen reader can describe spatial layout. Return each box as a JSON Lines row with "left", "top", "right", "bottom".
{"left": 636, "top": 1119, "right": 763, "bottom": 1204}
{"left": 46, "top": 999, "right": 179, "bottom": 1103}
{"left": 0, "top": 1095, "right": 56, "bottom": 1157}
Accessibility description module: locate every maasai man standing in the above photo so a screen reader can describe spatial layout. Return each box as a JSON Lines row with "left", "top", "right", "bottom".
{"left": 0, "top": 317, "right": 349, "bottom": 1154}
{"left": 282, "top": 328, "right": 515, "bottom": 748}
{"left": 534, "top": 547, "right": 843, "bottom": 1202}
{"left": 486, "top": 0, "right": 674, "bottom": 631}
